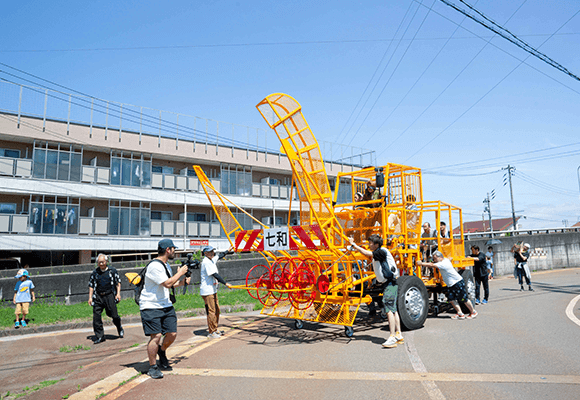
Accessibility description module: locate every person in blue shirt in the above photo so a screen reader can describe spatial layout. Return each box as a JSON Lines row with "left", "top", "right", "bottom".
{"left": 13, "top": 268, "right": 35, "bottom": 329}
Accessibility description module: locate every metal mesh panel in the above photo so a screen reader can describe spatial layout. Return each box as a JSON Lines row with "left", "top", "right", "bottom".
{"left": 204, "top": 185, "right": 239, "bottom": 236}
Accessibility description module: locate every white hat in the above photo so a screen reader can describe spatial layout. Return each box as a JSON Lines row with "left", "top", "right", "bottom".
{"left": 523, "top": 243, "right": 530, "bottom": 249}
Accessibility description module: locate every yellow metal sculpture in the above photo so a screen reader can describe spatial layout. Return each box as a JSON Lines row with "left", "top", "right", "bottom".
{"left": 194, "top": 93, "right": 474, "bottom": 336}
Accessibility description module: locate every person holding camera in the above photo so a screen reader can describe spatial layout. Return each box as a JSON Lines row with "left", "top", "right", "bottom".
{"left": 140, "top": 239, "right": 190, "bottom": 379}
{"left": 512, "top": 242, "right": 533, "bottom": 291}
{"left": 200, "top": 245, "right": 233, "bottom": 339}
{"left": 88, "top": 254, "right": 123, "bottom": 344}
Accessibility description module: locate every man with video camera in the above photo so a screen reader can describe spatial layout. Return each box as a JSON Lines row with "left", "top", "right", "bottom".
{"left": 139, "top": 239, "right": 190, "bottom": 379}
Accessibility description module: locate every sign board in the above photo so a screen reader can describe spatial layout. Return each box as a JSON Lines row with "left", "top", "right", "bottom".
{"left": 263, "top": 227, "right": 290, "bottom": 250}
{"left": 190, "top": 239, "right": 209, "bottom": 247}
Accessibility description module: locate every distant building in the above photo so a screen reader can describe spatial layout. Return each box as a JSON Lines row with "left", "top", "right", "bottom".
{"left": 453, "top": 217, "right": 520, "bottom": 235}
{"left": 572, "top": 221, "right": 580, "bottom": 228}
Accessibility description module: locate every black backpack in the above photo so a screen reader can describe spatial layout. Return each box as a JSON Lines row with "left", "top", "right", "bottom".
{"left": 132, "top": 262, "right": 152, "bottom": 306}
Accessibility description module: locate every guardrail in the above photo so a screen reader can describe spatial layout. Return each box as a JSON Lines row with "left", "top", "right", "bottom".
{"left": 457, "top": 226, "right": 580, "bottom": 240}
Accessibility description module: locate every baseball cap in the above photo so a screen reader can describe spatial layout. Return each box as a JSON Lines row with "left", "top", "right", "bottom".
{"left": 202, "top": 245, "right": 216, "bottom": 254}
{"left": 15, "top": 269, "right": 29, "bottom": 279}
{"left": 158, "top": 238, "right": 178, "bottom": 251}
{"left": 523, "top": 243, "right": 530, "bottom": 249}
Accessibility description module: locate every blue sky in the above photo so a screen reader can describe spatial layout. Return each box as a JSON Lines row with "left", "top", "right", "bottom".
{"left": 1, "top": 0, "right": 579, "bottom": 229}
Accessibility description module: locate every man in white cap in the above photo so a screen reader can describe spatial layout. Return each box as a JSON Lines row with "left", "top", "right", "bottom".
{"left": 140, "top": 238, "right": 190, "bottom": 379}
{"left": 513, "top": 242, "right": 533, "bottom": 291}
{"left": 200, "top": 245, "right": 233, "bottom": 339}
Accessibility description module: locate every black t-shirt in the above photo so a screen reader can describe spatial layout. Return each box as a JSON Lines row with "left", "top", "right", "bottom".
{"left": 514, "top": 250, "right": 529, "bottom": 263}
{"left": 470, "top": 252, "right": 487, "bottom": 278}
{"left": 89, "top": 267, "right": 120, "bottom": 293}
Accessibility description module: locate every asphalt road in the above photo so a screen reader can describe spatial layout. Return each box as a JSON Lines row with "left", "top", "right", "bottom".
{"left": 1, "top": 268, "right": 579, "bottom": 400}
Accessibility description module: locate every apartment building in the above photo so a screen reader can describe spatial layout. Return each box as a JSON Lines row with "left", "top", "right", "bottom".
{"left": 0, "top": 82, "right": 372, "bottom": 268}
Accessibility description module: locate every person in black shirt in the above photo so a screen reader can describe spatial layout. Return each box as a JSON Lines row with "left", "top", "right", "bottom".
{"left": 512, "top": 242, "right": 533, "bottom": 291}
{"left": 88, "top": 254, "right": 124, "bottom": 344}
{"left": 468, "top": 245, "right": 489, "bottom": 305}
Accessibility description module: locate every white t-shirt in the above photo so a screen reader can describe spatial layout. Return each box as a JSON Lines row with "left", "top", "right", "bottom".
{"left": 139, "top": 259, "right": 173, "bottom": 310}
{"left": 372, "top": 247, "right": 397, "bottom": 284}
{"left": 434, "top": 258, "right": 462, "bottom": 287}
{"left": 200, "top": 255, "right": 220, "bottom": 296}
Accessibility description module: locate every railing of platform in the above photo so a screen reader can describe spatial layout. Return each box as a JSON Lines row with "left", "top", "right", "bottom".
{"left": 0, "top": 80, "right": 375, "bottom": 168}
{"left": 456, "top": 226, "right": 580, "bottom": 240}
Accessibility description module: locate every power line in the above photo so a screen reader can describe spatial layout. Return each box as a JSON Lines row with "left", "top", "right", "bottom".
{"left": 1, "top": 34, "right": 577, "bottom": 53}
{"left": 345, "top": 0, "right": 436, "bottom": 147}
{"left": 439, "top": 0, "right": 580, "bottom": 81}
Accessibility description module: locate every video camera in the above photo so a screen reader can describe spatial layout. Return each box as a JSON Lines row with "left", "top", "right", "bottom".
{"left": 182, "top": 253, "right": 200, "bottom": 278}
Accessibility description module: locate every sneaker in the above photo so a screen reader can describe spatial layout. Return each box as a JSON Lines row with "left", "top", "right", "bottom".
{"left": 467, "top": 311, "right": 478, "bottom": 319}
{"left": 451, "top": 313, "right": 466, "bottom": 320}
{"left": 382, "top": 336, "right": 398, "bottom": 348}
{"left": 475, "top": 299, "right": 480, "bottom": 305}
{"left": 21, "top": 320, "right": 27, "bottom": 327}
{"left": 528, "top": 287, "right": 534, "bottom": 291}
{"left": 207, "top": 332, "right": 222, "bottom": 339}
{"left": 482, "top": 299, "right": 488, "bottom": 305}
{"left": 394, "top": 333, "right": 404, "bottom": 344}
{"left": 520, "top": 286, "right": 525, "bottom": 291}
{"left": 147, "top": 364, "right": 164, "bottom": 379}
{"left": 157, "top": 348, "right": 172, "bottom": 371}
{"left": 14, "top": 321, "right": 20, "bottom": 329}
{"left": 117, "top": 328, "right": 124, "bottom": 338}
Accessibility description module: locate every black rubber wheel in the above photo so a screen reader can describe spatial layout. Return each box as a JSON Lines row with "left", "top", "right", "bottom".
{"left": 344, "top": 326, "right": 354, "bottom": 337}
{"left": 294, "top": 319, "right": 304, "bottom": 329}
{"left": 397, "top": 275, "right": 429, "bottom": 330}
{"left": 459, "top": 269, "right": 476, "bottom": 314}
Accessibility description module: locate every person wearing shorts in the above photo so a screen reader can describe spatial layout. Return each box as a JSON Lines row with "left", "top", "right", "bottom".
{"left": 13, "top": 268, "right": 35, "bottom": 329}
{"left": 417, "top": 251, "right": 477, "bottom": 320}
{"left": 348, "top": 234, "right": 403, "bottom": 348}
{"left": 139, "top": 239, "right": 190, "bottom": 379}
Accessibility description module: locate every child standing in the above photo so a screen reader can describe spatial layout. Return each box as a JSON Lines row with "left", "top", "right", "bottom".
{"left": 13, "top": 268, "right": 35, "bottom": 328}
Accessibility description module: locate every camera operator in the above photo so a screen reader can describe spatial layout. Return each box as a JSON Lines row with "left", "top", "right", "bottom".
{"left": 200, "top": 245, "right": 233, "bottom": 339}
{"left": 140, "top": 239, "right": 190, "bottom": 379}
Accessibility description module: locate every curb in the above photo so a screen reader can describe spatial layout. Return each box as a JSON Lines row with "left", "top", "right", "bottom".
{"left": 0, "top": 303, "right": 257, "bottom": 338}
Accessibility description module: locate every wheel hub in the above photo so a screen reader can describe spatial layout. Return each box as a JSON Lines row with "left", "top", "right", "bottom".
{"left": 404, "top": 287, "right": 425, "bottom": 320}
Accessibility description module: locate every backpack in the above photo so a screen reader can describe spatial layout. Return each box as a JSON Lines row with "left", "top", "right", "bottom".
{"left": 379, "top": 248, "right": 398, "bottom": 283}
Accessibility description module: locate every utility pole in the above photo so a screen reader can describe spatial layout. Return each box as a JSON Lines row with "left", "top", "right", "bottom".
{"left": 483, "top": 190, "right": 495, "bottom": 237}
{"left": 503, "top": 165, "right": 517, "bottom": 230}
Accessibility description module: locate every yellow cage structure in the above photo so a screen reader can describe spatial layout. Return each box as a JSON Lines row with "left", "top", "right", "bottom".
{"left": 194, "top": 93, "right": 474, "bottom": 336}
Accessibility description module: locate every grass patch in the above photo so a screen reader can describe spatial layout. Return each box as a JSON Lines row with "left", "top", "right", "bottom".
{"left": 12, "top": 379, "right": 64, "bottom": 398}
{"left": 59, "top": 344, "right": 91, "bottom": 353}
{"left": 0, "top": 289, "right": 260, "bottom": 329}
{"left": 118, "top": 372, "right": 142, "bottom": 387}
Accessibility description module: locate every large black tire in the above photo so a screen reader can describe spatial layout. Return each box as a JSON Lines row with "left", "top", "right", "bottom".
{"left": 397, "top": 276, "right": 429, "bottom": 330}
{"left": 459, "top": 269, "right": 476, "bottom": 314}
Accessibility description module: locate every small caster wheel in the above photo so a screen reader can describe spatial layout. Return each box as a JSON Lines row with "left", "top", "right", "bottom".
{"left": 344, "top": 326, "right": 354, "bottom": 337}
{"left": 294, "top": 320, "right": 304, "bottom": 329}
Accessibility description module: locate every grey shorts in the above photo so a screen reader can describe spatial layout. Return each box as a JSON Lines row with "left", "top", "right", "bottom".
{"left": 141, "top": 307, "right": 177, "bottom": 336}
{"left": 382, "top": 282, "right": 398, "bottom": 314}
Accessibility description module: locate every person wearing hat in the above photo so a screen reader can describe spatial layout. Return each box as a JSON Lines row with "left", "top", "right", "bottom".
{"left": 13, "top": 266, "right": 35, "bottom": 329}
{"left": 513, "top": 242, "right": 533, "bottom": 291}
{"left": 88, "top": 254, "right": 124, "bottom": 344}
{"left": 140, "top": 238, "right": 191, "bottom": 379}
{"left": 200, "top": 245, "right": 233, "bottom": 339}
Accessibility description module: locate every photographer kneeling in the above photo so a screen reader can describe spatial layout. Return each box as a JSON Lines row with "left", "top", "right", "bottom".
{"left": 140, "top": 239, "right": 190, "bottom": 379}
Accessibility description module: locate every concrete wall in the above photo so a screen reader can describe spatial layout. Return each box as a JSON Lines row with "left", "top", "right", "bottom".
{"left": 465, "top": 231, "right": 580, "bottom": 276}
{"left": 0, "top": 254, "right": 267, "bottom": 305}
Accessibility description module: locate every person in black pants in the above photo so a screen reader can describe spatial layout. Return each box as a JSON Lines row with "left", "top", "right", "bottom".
{"left": 469, "top": 245, "right": 489, "bottom": 305}
{"left": 88, "top": 254, "right": 124, "bottom": 344}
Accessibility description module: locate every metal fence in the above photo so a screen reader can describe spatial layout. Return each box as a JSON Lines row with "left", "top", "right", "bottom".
{"left": 0, "top": 80, "right": 375, "bottom": 168}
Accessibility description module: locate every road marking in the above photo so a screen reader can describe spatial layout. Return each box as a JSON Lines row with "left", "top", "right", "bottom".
{"left": 68, "top": 368, "right": 139, "bottom": 399}
{"left": 565, "top": 294, "right": 580, "bottom": 327}
{"left": 404, "top": 331, "right": 446, "bottom": 400}
{"left": 167, "top": 367, "right": 580, "bottom": 384}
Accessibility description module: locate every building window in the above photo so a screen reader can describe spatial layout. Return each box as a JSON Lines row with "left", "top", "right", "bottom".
{"left": 110, "top": 152, "right": 151, "bottom": 187}
{"left": 335, "top": 178, "right": 353, "bottom": 205}
{"left": 0, "top": 149, "right": 20, "bottom": 158}
{"left": 0, "top": 203, "right": 17, "bottom": 214}
{"left": 32, "top": 143, "right": 82, "bottom": 182}
{"left": 109, "top": 201, "right": 150, "bottom": 236}
{"left": 29, "top": 197, "right": 80, "bottom": 235}
{"left": 221, "top": 164, "right": 252, "bottom": 196}
{"left": 151, "top": 211, "right": 173, "bottom": 221}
